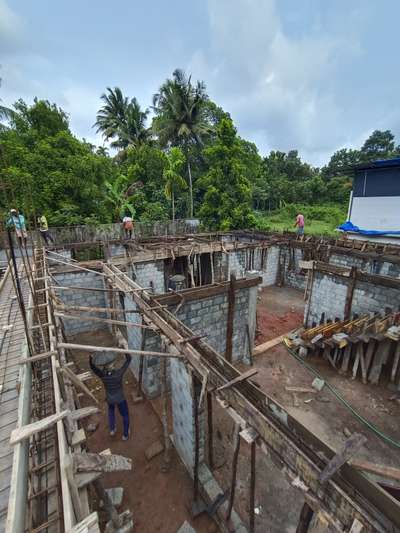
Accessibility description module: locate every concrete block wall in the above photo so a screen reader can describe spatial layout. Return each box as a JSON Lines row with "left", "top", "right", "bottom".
{"left": 170, "top": 359, "right": 204, "bottom": 471}
{"left": 52, "top": 270, "right": 106, "bottom": 335}
{"left": 330, "top": 253, "right": 400, "bottom": 279}
{"left": 123, "top": 283, "right": 257, "bottom": 397}
{"left": 228, "top": 250, "right": 247, "bottom": 278}
{"left": 351, "top": 281, "right": 400, "bottom": 316}
{"left": 123, "top": 294, "right": 167, "bottom": 398}
{"left": 176, "top": 287, "right": 253, "bottom": 364}
{"left": 47, "top": 249, "right": 72, "bottom": 266}
{"left": 304, "top": 270, "right": 400, "bottom": 326}
{"left": 109, "top": 243, "right": 126, "bottom": 257}
{"left": 259, "top": 246, "right": 280, "bottom": 287}
{"left": 304, "top": 271, "right": 348, "bottom": 326}
{"left": 279, "top": 246, "right": 307, "bottom": 291}
{"left": 131, "top": 260, "right": 166, "bottom": 294}
{"left": 212, "top": 251, "right": 229, "bottom": 282}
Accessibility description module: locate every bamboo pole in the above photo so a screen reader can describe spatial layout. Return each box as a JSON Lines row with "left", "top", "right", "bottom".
{"left": 55, "top": 312, "right": 155, "bottom": 330}
{"left": 58, "top": 342, "right": 182, "bottom": 359}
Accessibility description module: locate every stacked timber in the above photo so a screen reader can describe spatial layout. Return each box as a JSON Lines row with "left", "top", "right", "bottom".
{"left": 287, "top": 313, "right": 400, "bottom": 387}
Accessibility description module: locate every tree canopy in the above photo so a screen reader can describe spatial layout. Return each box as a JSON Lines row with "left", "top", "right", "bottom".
{"left": 1, "top": 70, "right": 399, "bottom": 232}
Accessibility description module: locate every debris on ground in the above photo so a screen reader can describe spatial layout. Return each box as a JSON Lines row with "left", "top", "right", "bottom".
{"left": 312, "top": 377, "right": 325, "bottom": 391}
{"left": 343, "top": 427, "right": 352, "bottom": 438}
{"left": 87, "top": 421, "right": 99, "bottom": 432}
{"left": 177, "top": 521, "right": 196, "bottom": 533}
{"left": 285, "top": 386, "right": 316, "bottom": 394}
{"left": 104, "top": 487, "right": 124, "bottom": 507}
{"left": 145, "top": 440, "right": 164, "bottom": 461}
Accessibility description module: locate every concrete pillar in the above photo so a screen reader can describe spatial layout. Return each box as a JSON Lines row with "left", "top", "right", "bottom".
{"left": 170, "top": 358, "right": 205, "bottom": 472}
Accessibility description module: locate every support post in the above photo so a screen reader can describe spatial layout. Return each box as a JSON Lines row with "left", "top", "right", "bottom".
{"left": 207, "top": 391, "right": 214, "bottom": 470}
{"left": 344, "top": 267, "right": 357, "bottom": 321}
{"left": 193, "top": 375, "right": 201, "bottom": 504}
{"left": 225, "top": 272, "right": 236, "bottom": 362}
{"left": 249, "top": 440, "right": 256, "bottom": 533}
{"left": 226, "top": 422, "right": 241, "bottom": 521}
{"left": 296, "top": 502, "right": 314, "bottom": 533}
{"left": 160, "top": 356, "right": 171, "bottom": 472}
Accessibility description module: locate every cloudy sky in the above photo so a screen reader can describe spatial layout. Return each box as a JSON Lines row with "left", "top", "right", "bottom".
{"left": 1, "top": 0, "right": 399, "bottom": 166}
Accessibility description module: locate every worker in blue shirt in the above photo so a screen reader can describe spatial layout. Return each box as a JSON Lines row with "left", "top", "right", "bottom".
{"left": 7, "top": 209, "right": 28, "bottom": 247}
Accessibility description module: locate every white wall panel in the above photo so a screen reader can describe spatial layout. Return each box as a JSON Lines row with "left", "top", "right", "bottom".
{"left": 350, "top": 196, "right": 400, "bottom": 231}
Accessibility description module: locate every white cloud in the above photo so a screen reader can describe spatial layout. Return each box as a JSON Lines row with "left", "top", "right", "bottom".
{"left": 0, "top": 0, "right": 24, "bottom": 53}
{"left": 60, "top": 84, "right": 103, "bottom": 145}
{"left": 189, "top": 0, "right": 369, "bottom": 165}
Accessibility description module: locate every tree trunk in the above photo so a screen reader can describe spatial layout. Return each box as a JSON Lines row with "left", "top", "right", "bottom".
{"left": 187, "top": 159, "right": 193, "bottom": 219}
{"left": 172, "top": 190, "right": 175, "bottom": 221}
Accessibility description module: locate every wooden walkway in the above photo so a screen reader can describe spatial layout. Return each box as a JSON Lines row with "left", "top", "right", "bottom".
{"left": 0, "top": 265, "right": 28, "bottom": 532}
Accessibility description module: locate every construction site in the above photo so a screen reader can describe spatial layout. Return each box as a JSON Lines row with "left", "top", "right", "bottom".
{"left": 0, "top": 224, "right": 399, "bottom": 533}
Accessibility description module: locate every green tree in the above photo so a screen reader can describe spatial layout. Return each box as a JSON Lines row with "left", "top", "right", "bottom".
{"left": 122, "top": 144, "right": 169, "bottom": 221}
{"left": 94, "top": 87, "right": 149, "bottom": 150}
{"left": 360, "top": 129, "right": 395, "bottom": 162}
{"left": 198, "top": 118, "right": 255, "bottom": 230}
{"left": 163, "top": 147, "right": 186, "bottom": 221}
{"left": 0, "top": 99, "right": 113, "bottom": 225}
{"left": 104, "top": 173, "right": 135, "bottom": 221}
{"left": 321, "top": 148, "right": 360, "bottom": 179}
{"left": 152, "top": 69, "right": 212, "bottom": 217}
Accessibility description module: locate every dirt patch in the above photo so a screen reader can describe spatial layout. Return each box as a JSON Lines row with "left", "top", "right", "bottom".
{"left": 255, "top": 286, "right": 304, "bottom": 344}
{"left": 253, "top": 286, "right": 400, "bottom": 468}
{"left": 68, "top": 329, "right": 215, "bottom": 533}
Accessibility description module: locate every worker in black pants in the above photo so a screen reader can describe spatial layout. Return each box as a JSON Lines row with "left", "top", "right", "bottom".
{"left": 89, "top": 353, "right": 132, "bottom": 440}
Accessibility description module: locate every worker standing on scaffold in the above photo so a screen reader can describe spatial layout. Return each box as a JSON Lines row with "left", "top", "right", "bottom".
{"left": 7, "top": 208, "right": 28, "bottom": 247}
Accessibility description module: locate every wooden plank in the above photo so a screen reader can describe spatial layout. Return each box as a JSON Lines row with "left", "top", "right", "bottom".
{"left": 55, "top": 303, "right": 140, "bottom": 314}
{"left": 69, "top": 406, "right": 100, "bottom": 421}
{"left": 390, "top": 342, "right": 400, "bottom": 383}
{"left": 253, "top": 335, "right": 285, "bottom": 356}
{"left": 55, "top": 311, "right": 154, "bottom": 330}
{"left": 369, "top": 339, "right": 391, "bottom": 384}
{"left": 226, "top": 422, "right": 241, "bottom": 521}
{"left": 239, "top": 427, "right": 258, "bottom": 444}
{"left": 344, "top": 267, "right": 357, "bottom": 320}
{"left": 349, "top": 518, "right": 364, "bottom": 532}
{"left": 308, "top": 510, "right": 331, "bottom": 533}
{"left": 9, "top": 410, "right": 69, "bottom": 445}
{"left": 216, "top": 369, "right": 258, "bottom": 392}
{"left": 319, "top": 433, "right": 367, "bottom": 484}
{"left": 19, "top": 350, "right": 57, "bottom": 365}
{"left": 351, "top": 460, "right": 400, "bottom": 483}
{"left": 58, "top": 342, "right": 182, "bottom": 359}
{"left": 71, "top": 428, "right": 86, "bottom": 447}
{"left": 285, "top": 387, "right": 317, "bottom": 394}
{"left": 225, "top": 273, "right": 236, "bottom": 363}
{"left": 75, "top": 471, "right": 102, "bottom": 489}
{"left": 69, "top": 512, "right": 100, "bottom": 533}
{"left": 61, "top": 366, "right": 99, "bottom": 405}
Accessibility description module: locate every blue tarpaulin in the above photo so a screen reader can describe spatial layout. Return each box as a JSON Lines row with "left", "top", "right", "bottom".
{"left": 338, "top": 220, "right": 400, "bottom": 236}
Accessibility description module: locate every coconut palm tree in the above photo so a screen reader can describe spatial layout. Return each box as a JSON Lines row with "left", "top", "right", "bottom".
{"left": 94, "top": 87, "right": 150, "bottom": 150}
{"left": 152, "top": 69, "right": 212, "bottom": 217}
{"left": 163, "top": 147, "right": 186, "bottom": 221}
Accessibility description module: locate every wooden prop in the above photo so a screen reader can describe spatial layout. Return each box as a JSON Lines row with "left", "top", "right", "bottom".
{"left": 58, "top": 342, "right": 182, "bottom": 358}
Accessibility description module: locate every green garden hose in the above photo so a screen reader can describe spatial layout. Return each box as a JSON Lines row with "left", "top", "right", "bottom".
{"left": 283, "top": 338, "right": 400, "bottom": 450}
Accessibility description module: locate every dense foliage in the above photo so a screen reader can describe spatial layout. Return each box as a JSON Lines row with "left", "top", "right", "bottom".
{"left": 1, "top": 71, "right": 400, "bottom": 233}
{"left": 198, "top": 119, "right": 255, "bottom": 230}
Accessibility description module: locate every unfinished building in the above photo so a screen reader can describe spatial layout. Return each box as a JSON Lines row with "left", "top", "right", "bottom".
{"left": 0, "top": 226, "right": 399, "bottom": 533}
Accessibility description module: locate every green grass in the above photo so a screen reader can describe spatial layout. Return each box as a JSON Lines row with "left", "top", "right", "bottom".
{"left": 254, "top": 203, "right": 347, "bottom": 237}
